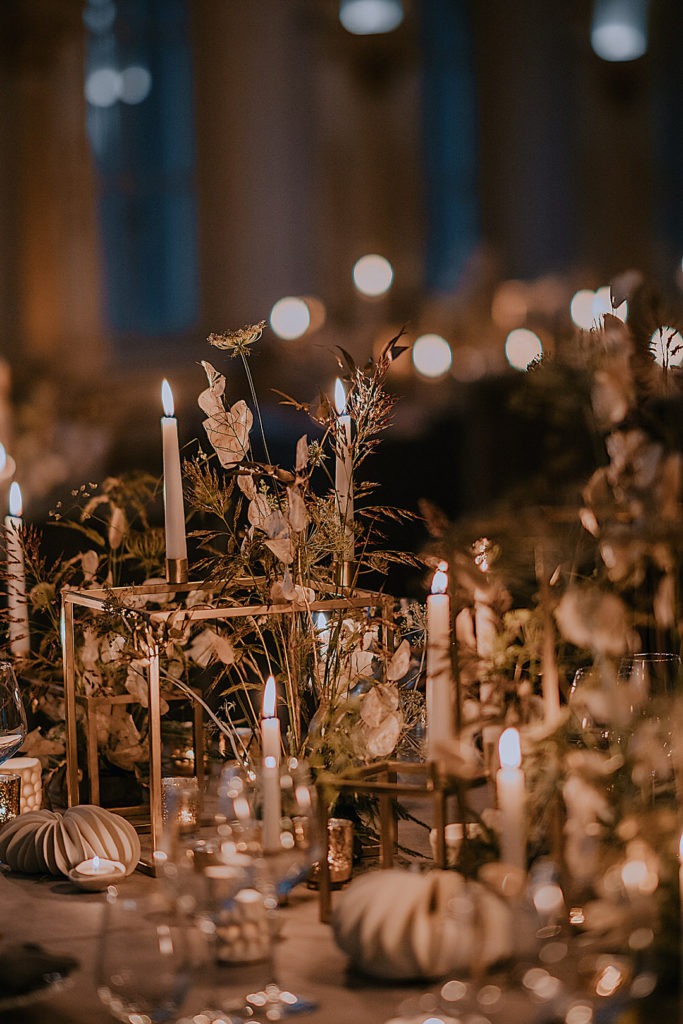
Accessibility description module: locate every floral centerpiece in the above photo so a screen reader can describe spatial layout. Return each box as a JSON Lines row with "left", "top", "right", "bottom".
{"left": 3, "top": 325, "right": 425, "bottom": 808}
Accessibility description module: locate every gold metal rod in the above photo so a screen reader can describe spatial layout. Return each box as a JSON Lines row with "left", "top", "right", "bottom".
{"left": 62, "top": 601, "right": 79, "bottom": 807}
{"left": 147, "top": 644, "right": 163, "bottom": 864}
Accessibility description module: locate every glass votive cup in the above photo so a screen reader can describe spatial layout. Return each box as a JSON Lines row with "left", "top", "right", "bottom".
{"left": 161, "top": 776, "right": 200, "bottom": 833}
{"left": 309, "top": 817, "right": 354, "bottom": 888}
{"left": 0, "top": 773, "right": 21, "bottom": 824}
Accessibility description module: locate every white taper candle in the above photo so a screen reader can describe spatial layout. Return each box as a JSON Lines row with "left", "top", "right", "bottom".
{"left": 496, "top": 727, "right": 526, "bottom": 870}
{"left": 161, "top": 380, "right": 187, "bottom": 563}
{"left": 426, "top": 561, "right": 454, "bottom": 759}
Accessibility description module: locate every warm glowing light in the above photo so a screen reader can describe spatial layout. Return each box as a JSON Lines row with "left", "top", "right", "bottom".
{"left": 9, "top": 482, "right": 22, "bottom": 518}
{"left": 679, "top": 832, "right": 683, "bottom": 861}
{"left": 120, "top": 65, "right": 152, "bottom": 104}
{"left": 334, "top": 378, "right": 347, "bottom": 415}
{"left": 263, "top": 675, "right": 277, "bottom": 718}
{"left": 650, "top": 326, "right": 683, "bottom": 367}
{"left": 498, "top": 727, "right": 521, "bottom": 770}
{"left": 412, "top": 334, "right": 452, "bottom": 379}
{"left": 270, "top": 296, "right": 310, "bottom": 340}
{"left": 161, "top": 379, "right": 175, "bottom": 418}
{"left": 339, "top": 0, "right": 404, "bottom": 35}
{"left": 505, "top": 328, "right": 542, "bottom": 371}
{"left": 430, "top": 562, "right": 448, "bottom": 595}
{"left": 533, "top": 883, "right": 565, "bottom": 916}
{"left": 570, "top": 289, "right": 596, "bottom": 329}
{"left": 0, "top": 445, "right": 6, "bottom": 474}
{"left": 264, "top": 755, "right": 277, "bottom": 769}
{"left": 591, "top": 0, "right": 647, "bottom": 62}
{"left": 565, "top": 1005, "right": 593, "bottom": 1024}
{"left": 594, "top": 963, "right": 624, "bottom": 997}
{"left": 352, "top": 254, "right": 394, "bottom": 297}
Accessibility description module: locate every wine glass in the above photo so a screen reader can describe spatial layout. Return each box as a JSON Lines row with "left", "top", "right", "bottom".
{"left": 155, "top": 763, "right": 261, "bottom": 1024}
{"left": 238, "top": 758, "right": 321, "bottom": 1020}
{"left": 96, "top": 887, "right": 194, "bottom": 1023}
{"left": 618, "top": 653, "right": 681, "bottom": 798}
{"left": 0, "top": 662, "right": 27, "bottom": 764}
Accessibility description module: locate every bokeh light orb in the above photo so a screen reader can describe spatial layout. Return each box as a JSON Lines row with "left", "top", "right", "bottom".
{"left": 85, "top": 67, "right": 120, "bottom": 107}
{"left": 339, "top": 0, "right": 404, "bottom": 35}
{"left": 120, "top": 65, "right": 152, "bottom": 104}
{"left": 591, "top": 17, "right": 647, "bottom": 62}
{"left": 352, "top": 254, "right": 394, "bottom": 297}
{"left": 650, "top": 326, "right": 683, "bottom": 367}
{"left": 270, "top": 297, "right": 311, "bottom": 340}
{"left": 592, "top": 286, "right": 612, "bottom": 320}
{"left": 505, "top": 328, "right": 543, "bottom": 371}
{"left": 412, "top": 334, "right": 452, "bottom": 379}
{"left": 570, "top": 289, "right": 596, "bottom": 329}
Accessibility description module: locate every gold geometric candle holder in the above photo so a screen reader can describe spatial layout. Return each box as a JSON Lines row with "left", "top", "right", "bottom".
{"left": 61, "top": 579, "right": 394, "bottom": 872}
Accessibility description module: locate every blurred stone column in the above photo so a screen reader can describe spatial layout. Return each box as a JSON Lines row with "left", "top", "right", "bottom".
{"left": 0, "top": 0, "right": 104, "bottom": 381}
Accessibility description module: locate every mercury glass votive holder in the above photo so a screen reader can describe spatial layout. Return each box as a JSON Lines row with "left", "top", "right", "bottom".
{"left": 0, "top": 773, "right": 21, "bottom": 824}
{"left": 161, "top": 776, "right": 200, "bottom": 832}
{"left": 309, "top": 817, "right": 354, "bottom": 888}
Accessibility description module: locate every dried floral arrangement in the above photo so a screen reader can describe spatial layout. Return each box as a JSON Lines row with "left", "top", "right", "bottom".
{"left": 2, "top": 326, "right": 426, "bottom": 804}
{"left": 419, "top": 301, "right": 683, "bottom": 969}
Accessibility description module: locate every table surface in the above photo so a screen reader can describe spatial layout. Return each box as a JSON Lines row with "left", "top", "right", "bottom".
{"left": 0, "top": 864, "right": 430, "bottom": 1024}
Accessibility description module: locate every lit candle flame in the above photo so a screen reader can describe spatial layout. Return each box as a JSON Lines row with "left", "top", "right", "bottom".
{"left": 499, "top": 727, "right": 521, "bottom": 770}
{"left": 92, "top": 855, "right": 101, "bottom": 872}
{"left": 0, "top": 444, "right": 6, "bottom": 474}
{"left": 334, "top": 378, "right": 347, "bottom": 416}
{"left": 9, "top": 481, "right": 22, "bottom": 518}
{"left": 161, "top": 379, "right": 175, "bottom": 418}
{"left": 264, "top": 754, "right": 277, "bottom": 769}
{"left": 263, "top": 675, "right": 277, "bottom": 718}
{"left": 431, "top": 561, "right": 448, "bottom": 595}
{"left": 679, "top": 832, "right": 683, "bottom": 861}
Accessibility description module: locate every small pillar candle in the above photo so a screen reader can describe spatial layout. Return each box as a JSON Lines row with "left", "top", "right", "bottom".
{"left": 426, "top": 561, "right": 454, "bottom": 759}
{"left": 5, "top": 482, "right": 29, "bottom": 656}
{"left": 496, "top": 727, "right": 526, "bottom": 870}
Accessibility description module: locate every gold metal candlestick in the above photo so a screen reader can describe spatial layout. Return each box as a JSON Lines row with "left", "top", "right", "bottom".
{"left": 166, "top": 557, "right": 189, "bottom": 584}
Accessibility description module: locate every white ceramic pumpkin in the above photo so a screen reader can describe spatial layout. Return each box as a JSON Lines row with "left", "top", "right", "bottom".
{"left": 0, "top": 805, "right": 140, "bottom": 876}
{"left": 332, "top": 868, "right": 516, "bottom": 980}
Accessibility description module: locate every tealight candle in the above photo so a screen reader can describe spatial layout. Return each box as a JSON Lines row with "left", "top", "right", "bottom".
{"left": 161, "top": 379, "right": 188, "bottom": 582}
{"left": 334, "top": 379, "right": 354, "bottom": 580}
{"left": 426, "top": 561, "right": 454, "bottom": 760}
{"left": 261, "top": 675, "right": 281, "bottom": 764}
{"left": 5, "top": 481, "right": 29, "bottom": 656}
{"left": 496, "top": 728, "right": 526, "bottom": 870}
{"left": 68, "top": 855, "right": 126, "bottom": 891}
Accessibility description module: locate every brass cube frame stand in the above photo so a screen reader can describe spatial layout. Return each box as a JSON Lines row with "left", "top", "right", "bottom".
{"left": 62, "top": 580, "right": 394, "bottom": 873}
{"left": 315, "top": 760, "right": 463, "bottom": 922}
{"left": 75, "top": 689, "right": 205, "bottom": 816}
